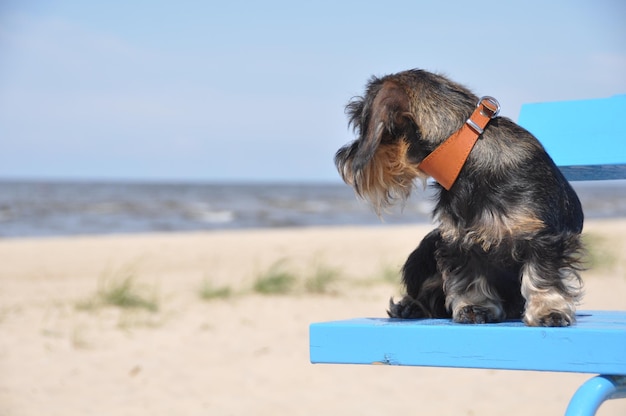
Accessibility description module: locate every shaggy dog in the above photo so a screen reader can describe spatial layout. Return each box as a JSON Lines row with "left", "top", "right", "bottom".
{"left": 335, "top": 69, "right": 584, "bottom": 327}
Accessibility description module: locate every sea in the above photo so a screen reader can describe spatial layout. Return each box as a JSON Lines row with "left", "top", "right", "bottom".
{"left": 1, "top": 179, "right": 625, "bottom": 238}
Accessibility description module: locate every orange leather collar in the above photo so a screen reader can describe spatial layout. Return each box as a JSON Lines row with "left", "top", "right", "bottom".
{"left": 418, "top": 96, "right": 500, "bottom": 190}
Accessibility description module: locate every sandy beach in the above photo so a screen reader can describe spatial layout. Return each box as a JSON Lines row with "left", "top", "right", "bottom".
{"left": 1, "top": 219, "right": 625, "bottom": 416}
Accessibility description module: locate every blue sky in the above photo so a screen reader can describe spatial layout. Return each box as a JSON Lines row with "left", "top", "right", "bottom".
{"left": 1, "top": 0, "right": 625, "bottom": 183}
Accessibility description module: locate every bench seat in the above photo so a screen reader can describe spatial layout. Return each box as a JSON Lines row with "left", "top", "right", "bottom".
{"left": 310, "top": 310, "right": 626, "bottom": 374}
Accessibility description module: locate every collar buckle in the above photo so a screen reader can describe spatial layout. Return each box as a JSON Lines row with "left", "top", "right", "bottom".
{"left": 467, "top": 97, "right": 501, "bottom": 134}
{"left": 478, "top": 96, "right": 501, "bottom": 118}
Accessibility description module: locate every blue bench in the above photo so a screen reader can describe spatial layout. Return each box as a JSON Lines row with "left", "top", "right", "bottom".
{"left": 310, "top": 94, "right": 626, "bottom": 415}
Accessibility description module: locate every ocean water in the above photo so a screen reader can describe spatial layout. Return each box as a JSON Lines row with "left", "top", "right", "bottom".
{"left": 0, "top": 180, "right": 625, "bottom": 238}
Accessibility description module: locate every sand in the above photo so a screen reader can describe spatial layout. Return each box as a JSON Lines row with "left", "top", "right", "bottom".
{"left": 1, "top": 220, "right": 625, "bottom": 416}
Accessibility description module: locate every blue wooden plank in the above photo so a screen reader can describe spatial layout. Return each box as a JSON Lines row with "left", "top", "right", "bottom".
{"left": 559, "top": 165, "right": 626, "bottom": 181}
{"left": 517, "top": 95, "right": 626, "bottom": 168}
{"left": 310, "top": 310, "right": 626, "bottom": 374}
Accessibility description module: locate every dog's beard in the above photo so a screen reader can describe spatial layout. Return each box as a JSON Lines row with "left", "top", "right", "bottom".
{"left": 336, "top": 139, "right": 427, "bottom": 215}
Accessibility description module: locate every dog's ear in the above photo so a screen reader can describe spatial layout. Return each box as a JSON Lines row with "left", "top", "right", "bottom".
{"left": 344, "top": 80, "right": 412, "bottom": 172}
{"left": 336, "top": 77, "right": 424, "bottom": 210}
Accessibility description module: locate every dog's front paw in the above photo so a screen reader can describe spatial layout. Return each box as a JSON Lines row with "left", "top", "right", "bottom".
{"left": 454, "top": 305, "right": 499, "bottom": 324}
{"left": 388, "top": 296, "right": 427, "bottom": 319}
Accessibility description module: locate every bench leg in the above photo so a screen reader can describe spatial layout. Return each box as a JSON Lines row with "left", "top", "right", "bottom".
{"left": 565, "top": 375, "right": 626, "bottom": 416}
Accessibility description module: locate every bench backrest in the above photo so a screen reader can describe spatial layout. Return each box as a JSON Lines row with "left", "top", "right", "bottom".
{"left": 517, "top": 94, "right": 626, "bottom": 181}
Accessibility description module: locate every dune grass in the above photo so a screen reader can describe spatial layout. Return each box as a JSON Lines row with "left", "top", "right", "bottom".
{"left": 99, "top": 276, "right": 159, "bottom": 311}
{"left": 582, "top": 232, "right": 618, "bottom": 271}
{"left": 304, "top": 263, "right": 342, "bottom": 294}
{"left": 378, "top": 264, "right": 401, "bottom": 284}
{"left": 77, "top": 265, "right": 159, "bottom": 312}
{"left": 253, "top": 260, "right": 297, "bottom": 295}
{"left": 199, "top": 279, "right": 233, "bottom": 301}
{"left": 252, "top": 258, "right": 346, "bottom": 295}
{"left": 351, "top": 263, "right": 401, "bottom": 288}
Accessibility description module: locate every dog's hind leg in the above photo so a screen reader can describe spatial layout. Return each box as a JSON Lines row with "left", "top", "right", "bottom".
{"left": 388, "top": 229, "right": 448, "bottom": 319}
{"left": 439, "top": 245, "right": 507, "bottom": 324}
{"left": 444, "top": 274, "right": 507, "bottom": 324}
{"left": 520, "top": 232, "right": 583, "bottom": 327}
{"left": 521, "top": 263, "right": 577, "bottom": 326}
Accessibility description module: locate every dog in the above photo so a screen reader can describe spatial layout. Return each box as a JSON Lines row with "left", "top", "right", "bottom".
{"left": 335, "top": 69, "right": 584, "bottom": 327}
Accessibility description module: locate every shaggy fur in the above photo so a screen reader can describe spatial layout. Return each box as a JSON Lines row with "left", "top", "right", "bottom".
{"left": 335, "top": 69, "right": 584, "bottom": 326}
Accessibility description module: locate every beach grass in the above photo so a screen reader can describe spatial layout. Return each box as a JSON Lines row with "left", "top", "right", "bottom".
{"left": 253, "top": 260, "right": 298, "bottom": 295}
{"left": 77, "top": 265, "right": 159, "bottom": 312}
{"left": 583, "top": 232, "right": 618, "bottom": 271}
{"left": 304, "top": 263, "right": 342, "bottom": 294}
{"left": 378, "top": 264, "right": 401, "bottom": 284}
{"left": 199, "top": 279, "right": 233, "bottom": 300}
{"left": 99, "top": 276, "right": 158, "bottom": 311}
{"left": 351, "top": 263, "right": 401, "bottom": 288}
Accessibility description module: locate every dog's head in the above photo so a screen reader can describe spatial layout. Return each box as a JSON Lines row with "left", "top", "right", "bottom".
{"left": 335, "top": 69, "right": 477, "bottom": 213}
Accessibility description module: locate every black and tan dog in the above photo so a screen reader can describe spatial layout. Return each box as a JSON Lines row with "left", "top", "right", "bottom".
{"left": 335, "top": 69, "right": 584, "bottom": 327}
